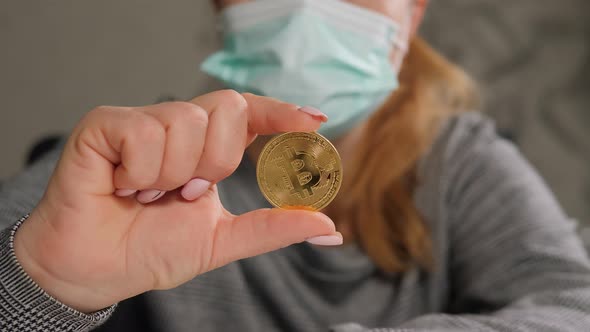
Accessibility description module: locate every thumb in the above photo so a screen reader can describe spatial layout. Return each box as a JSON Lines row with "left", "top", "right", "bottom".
{"left": 209, "top": 209, "right": 342, "bottom": 269}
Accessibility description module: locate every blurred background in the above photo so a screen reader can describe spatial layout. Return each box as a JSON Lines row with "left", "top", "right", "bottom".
{"left": 0, "top": 0, "right": 588, "bottom": 247}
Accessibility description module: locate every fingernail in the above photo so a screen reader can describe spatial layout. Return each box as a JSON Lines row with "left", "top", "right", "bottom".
{"left": 115, "top": 189, "right": 137, "bottom": 197}
{"left": 306, "top": 234, "right": 343, "bottom": 246}
{"left": 298, "top": 106, "right": 328, "bottom": 122}
{"left": 137, "top": 189, "right": 165, "bottom": 204}
{"left": 181, "top": 178, "right": 212, "bottom": 201}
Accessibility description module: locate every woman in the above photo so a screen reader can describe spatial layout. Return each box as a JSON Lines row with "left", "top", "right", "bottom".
{"left": 1, "top": 0, "right": 589, "bottom": 331}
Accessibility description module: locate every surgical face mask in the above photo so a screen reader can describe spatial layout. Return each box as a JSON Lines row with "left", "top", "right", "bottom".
{"left": 202, "top": 0, "right": 411, "bottom": 139}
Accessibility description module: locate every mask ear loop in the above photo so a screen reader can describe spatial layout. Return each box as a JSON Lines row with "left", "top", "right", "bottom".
{"left": 390, "top": 0, "right": 415, "bottom": 72}
{"left": 410, "top": 0, "right": 428, "bottom": 35}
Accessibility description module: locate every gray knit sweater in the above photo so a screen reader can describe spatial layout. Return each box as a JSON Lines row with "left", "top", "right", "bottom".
{"left": 1, "top": 113, "right": 590, "bottom": 332}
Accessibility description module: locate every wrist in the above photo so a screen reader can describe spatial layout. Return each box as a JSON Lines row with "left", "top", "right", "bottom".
{"left": 13, "top": 211, "right": 111, "bottom": 313}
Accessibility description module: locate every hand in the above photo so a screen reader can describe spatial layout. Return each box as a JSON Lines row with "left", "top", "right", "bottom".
{"left": 13, "top": 90, "right": 340, "bottom": 313}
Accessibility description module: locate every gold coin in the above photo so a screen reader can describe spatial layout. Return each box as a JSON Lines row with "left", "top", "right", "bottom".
{"left": 256, "top": 132, "right": 343, "bottom": 211}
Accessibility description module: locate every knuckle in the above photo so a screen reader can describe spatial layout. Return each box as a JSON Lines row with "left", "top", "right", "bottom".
{"left": 90, "top": 105, "right": 112, "bottom": 114}
{"left": 230, "top": 100, "right": 248, "bottom": 122}
{"left": 132, "top": 114, "right": 165, "bottom": 142}
{"left": 218, "top": 89, "right": 248, "bottom": 111}
{"left": 86, "top": 105, "right": 133, "bottom": 121}
{"left": 207, "top": 151, "right": 240, "bottom": 179}
{"left": 83, "top": 105, "right": 114, "bottom": 123}
{"left": 170, "top": 102, "right": 209, "bottom": 127}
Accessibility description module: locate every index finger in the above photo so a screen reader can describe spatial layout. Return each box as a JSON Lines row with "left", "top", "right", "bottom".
{"left": 189, "top": 90, "right": 327, "bottom": 137}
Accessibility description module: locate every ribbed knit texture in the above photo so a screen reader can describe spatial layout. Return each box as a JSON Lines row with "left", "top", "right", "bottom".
{"left": 1, "top": 113, "right": 589, "bottom": 331}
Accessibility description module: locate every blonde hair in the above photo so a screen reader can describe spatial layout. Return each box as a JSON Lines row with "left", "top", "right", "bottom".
{"left": 333, "top": 37, "right": 478, "bottom": 273}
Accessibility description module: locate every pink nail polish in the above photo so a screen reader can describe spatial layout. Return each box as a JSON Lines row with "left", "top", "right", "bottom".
{"left": 306, "top": 234, "right": 343, "bottom": 246}
{"left": 115, "top": 189, "right": 137, "bottom": 197}
{"left": 181, "top": 178, "right": 212, "bottom": 201}
{"left": 298, "top": 106, "right": 328, "bottom": 122}
{"left": 137, "top": 189, "right": 165, "bottom": 204}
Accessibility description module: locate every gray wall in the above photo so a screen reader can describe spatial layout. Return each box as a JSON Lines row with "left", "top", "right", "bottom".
{"left": 0, "top": 0, "right": 220, "bottom": 178}
{"left": 1, "top": 1, "right": 589, "bottom": 241}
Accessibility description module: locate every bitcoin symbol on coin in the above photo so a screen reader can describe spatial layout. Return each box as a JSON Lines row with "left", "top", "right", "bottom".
{"left": 257, "top": 132, "right": 342, "bottom": 211}
{"left": 276, "top": 147, "right": 321, "bottom": 199}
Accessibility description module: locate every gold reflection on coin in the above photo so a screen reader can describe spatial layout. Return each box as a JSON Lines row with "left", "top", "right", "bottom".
{"left": 256, "top": 132, "right": 342, "bottom": 211}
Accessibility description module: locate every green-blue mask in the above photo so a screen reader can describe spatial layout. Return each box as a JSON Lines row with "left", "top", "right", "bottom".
{"left": 201, "top": 0, "right": 408, "bottom": 139}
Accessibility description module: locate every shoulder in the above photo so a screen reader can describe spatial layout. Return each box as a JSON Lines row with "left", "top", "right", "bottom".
{"left": 435, "top": 112, "right": 506, "bottom": 162}
{"left": 430, "top": 112, "right": 522, "bottom": 172}
{"left": 423, "top": 112, "right": 551, "bottom": 209}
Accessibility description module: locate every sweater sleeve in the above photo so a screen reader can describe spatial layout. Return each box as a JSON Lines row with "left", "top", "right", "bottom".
{"left": 331, "top": 114, "right": 590, "bottom": 332}
{"left": 0, "top": 143, "right": 116, "bottom": 331}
